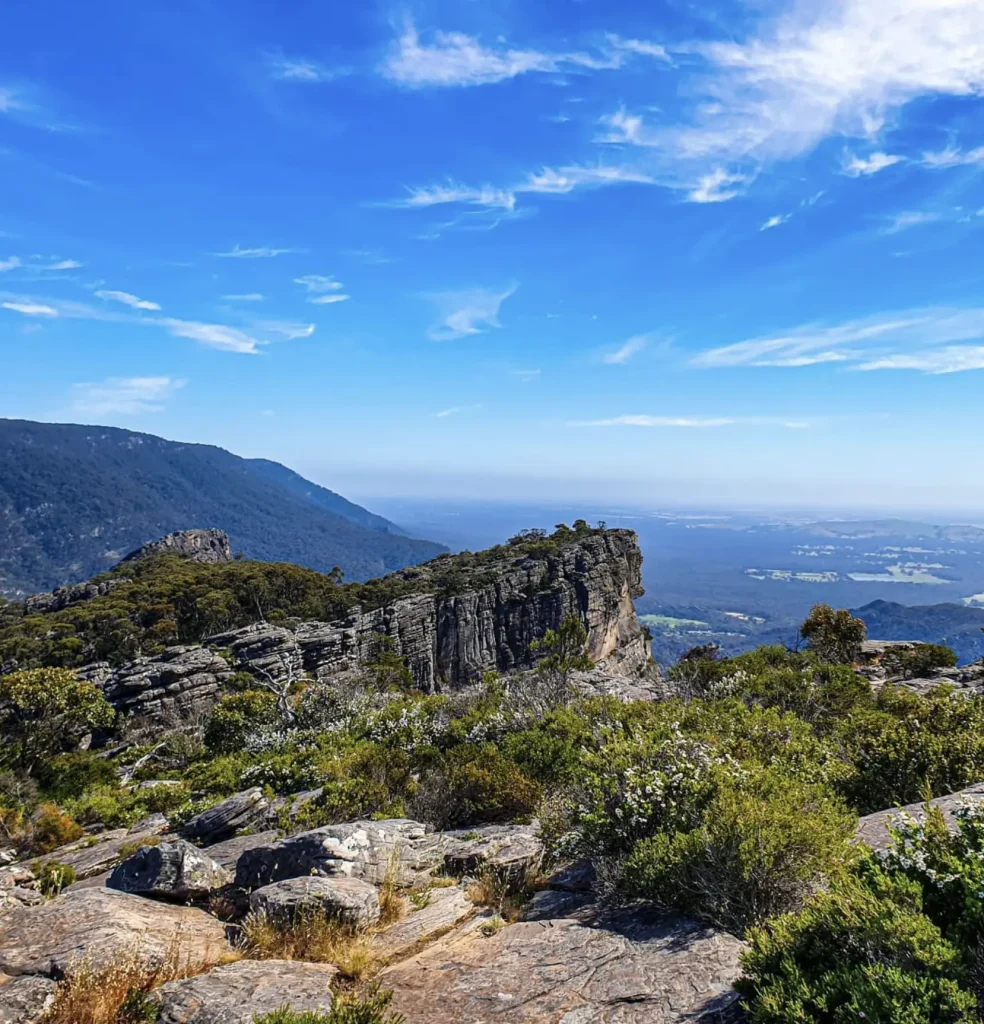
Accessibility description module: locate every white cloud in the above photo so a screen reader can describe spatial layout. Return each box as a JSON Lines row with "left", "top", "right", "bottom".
{"left": 268, "top": 57, "right": 339, "bottom": 82}
{"left": 222, "top": 293, "right": 264, "bottom": 302}
{"left": 310, "top": 294, "right": 349, "bottom": 305}
{"left": 0, "top": 256, "right": 18, "bottom": 272}
{"left": 436, "top": 404, "right": 482, "bottom": 418}
{"left": 2, "top": 300, "right": 57, "bottom": 316}
{"left": 858, "top": 346, "right": 984, "bottom": 373}
{"left": 95, "top": 289, "right": 161, "bottom": 311}
{"left": 159, "top": 318, "right": 262, "bottom": 354}
{"left": 597, "top": 108, "right": 645, "bottom": 145}
{"left": 257, "top": 319, "right": 316, "bottom": 341}
{"left": 606, "top": 35, "right": 669, "bottom": 62}
{"left": 393, "top": 183, "right": 518, "bottom": 211}
{"left": 695, "top": 306, "right": 984, "bottom": 371}
{"left": 69, "top": 376, "right": 185, "bottom": 415}
{"left": 43, "top": 259, "right": 82, "bottom": 270}
{"left": 382, "top": 19, "right": 623, "bottom": 88}
{"left": 883, "top": 210, "right": 941, "bottom": 234}
{"left": 921, "top": 145, "right": 984, "bottom": 168}
{"left": 213, "top": 245, "right": 297, "bottom": 258}
{"left": 602, "top": 334, "right": 648, "bottom": 364}
{"left": 294, "top": 274, "right": 345, "bottom": 292}
{"left": 761, "top": 213, "right": 792, "bottom": 231}
{"left": 427, "top": 285, "right": 516, "bottom": 341}
{"left": 842, "top": 151, "right": 903, "bottom": 176}
{"left": 687, "top": 168, "right": 748, "bottom": 203}
{"left": 570, "top": 415, "right": 735, "bottom": 428}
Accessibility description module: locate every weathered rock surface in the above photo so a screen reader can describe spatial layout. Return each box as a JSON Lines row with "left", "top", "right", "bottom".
{"left": 0, "top": 974, "right": 58, "bottom": 1024}
{"left": 856, "top": 781, "right": 984, "bottom": 852}
{"left": 197, "top": 831, "right": 279, "bottom": 871}
{"left": 204, "top": 623, "right": 301, "bottom": 681}
{"left": 182, "top": 788, "right": 270, "bottom": 845}
{"left": 24, "top": 817, "right": 169, "bottom": 881}
{"left": 81, "top": 646, "right": 235, "bottom": 724}
{"left": 249, "top": 875, "right": 380, "bottom": 928}
{"left": 210, "top": 529, "right": 654, "bottom": 693}
{"left": 431, "top": 824, "right": 544, "bottom": 881}
{"left": 0, "top": 887, "right": 43, "bottom": 911}
{"left": 121, "top": 529, "right": 233, "bottom": 566}
{"left": 374, "top": 885, "right": 473, "bottom": 962}
{"left": 109, "top": 839, "right": 231, "bottom": 900}
{"left": 236, "top": 819, "right": 435, "bottom": 889}
{"left": 153, "top": 959, "right": 336, "bottom": 1024}
{"left": 382, "top": 905, "right": 745, "bottom": 1023}
{"left": 0, "top": 888, "right": 228, "bottom": 978}
{"left": 25, "top": 577, "right": 130, "bottom": 615}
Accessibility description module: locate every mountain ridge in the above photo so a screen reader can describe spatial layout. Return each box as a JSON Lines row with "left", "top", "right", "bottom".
{"left": 0, "top": 418, "right": 446, "bottom": 595}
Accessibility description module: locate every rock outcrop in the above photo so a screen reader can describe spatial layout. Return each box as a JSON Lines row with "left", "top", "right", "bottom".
{"left": 249, "top": 875, "right": 381, "bottom": 928}
{"left": 856, "top": 781, "right": 984, "bottom": 852}
{"left": 208, "top": 529, "right": 653, "bottom": 693}
{"left": 121, "top": 529, "right": 233, "bottom": 566}
{"left": 108, "top": 840, "right": 232, "bottom": 901}
{"left": 181, "top": 788, "right": 270, "bottom": 845}
{"left": 24, "top": 577, "right": 131, "bottom": 615}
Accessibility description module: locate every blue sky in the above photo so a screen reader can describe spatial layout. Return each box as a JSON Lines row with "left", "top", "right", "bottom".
{"left": 2, "top": 0, "right": 984, "bottom": 510}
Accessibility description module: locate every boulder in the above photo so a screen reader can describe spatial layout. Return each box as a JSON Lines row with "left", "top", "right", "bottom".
{"left": 196, "top": 831, "right": 279, "bottom": 871}
{"left": 0, "top": 975, "right": 58, "bottom": 1024}
{"left": 433, "top": 824, "right": 545, "bottom": 881}
{"left": 249, "top": 876, "right": 380, "bottom": 928}
{"left": 382, "top": 906, "right": 745, "bottom": 1023}
{"left": 856, "top": 781, "right": 984, "bottom": 852}
{"left": 153, "top": 959, "right": 336, "bottom": 1024}
{"left": 182, "top": 788, "right": 270, "bottom": 845}
{"left": 0, "top": 888, "right": 229, "bottom": 978}
{"left": 0, "top": 888, "right": 43, "bottom": 911}
{"left": 235, "top": 819, "right": 435, "bottom": 889}
{"left": 374, "top": 885, "right": 473, "bottom": 962}
{"left": 108, "top": 839, "right": 232, "bottom": 900}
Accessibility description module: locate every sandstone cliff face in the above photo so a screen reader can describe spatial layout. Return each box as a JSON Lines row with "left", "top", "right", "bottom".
{"left": 121, "top": 528, "right": 232, "bottom": 566}
{"left": 208, "top": 528, "right": 652, "bottom": 693}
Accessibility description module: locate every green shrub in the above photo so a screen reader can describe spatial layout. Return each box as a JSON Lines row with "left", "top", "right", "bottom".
{"left": 618, "top": 770, "right": 857, "bottom": 934}
{"left": 883, "top": 643, "right": 959, "bottom": 679}
{"left": 36, "top": 858, "right": 77, "bottom": 896}
{"left": 253, "top": 983, "right": 404, "bottom": 1023}
{"left": 799, "top": 604, "right": 867, "bottom": 664}
{"left": 36, "top": 751, "right": 118, "bottom": 801}
{"left": 204, "top": 691, "right": 281, "bottom": 754}
{"left": 737, "top": 870, "right": 977, "bottom": 1023}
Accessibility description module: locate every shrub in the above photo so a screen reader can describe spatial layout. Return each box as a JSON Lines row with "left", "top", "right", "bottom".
{"left": 737, "top": 870, "right": 977, "bottom": 1023}
{"left": 883, "top": 643, "right": 959, "bottom": 680}
{"left": 409, "top": 745, "right": 540, "bottom": 829}
{"left": 253, "top": 984, "right": 404, "bottom": 1024}
{"left": 241, "top": 909, "right": 377, "bottom": 980}
{"left": 36, "top": 751, "right": 118, "bottom": 801}
{"left": 799, "top": 604, "right": 867, "bottom": 664}
{"left": 36, "top": 858, "right": 77, "bottom": 896}
{"left": 204, "top": 691, "right": 281, "bottom": 754}
{"left": 29, "top": 801, "right": 83, "bottom": 853}
{"left": 618, "top": 770, "right": 857, "bottom": 934}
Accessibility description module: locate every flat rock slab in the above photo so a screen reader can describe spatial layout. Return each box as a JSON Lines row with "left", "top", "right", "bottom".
{"left": 109, "top": 839, "right": 232, "bottom": 900}
{"left": 153, "top": 958, "right": 337, "bottom": 1024}
{"left": 374, "top": 885, "right": 473, "bottom": 962}
{"left": 249, "top": 875, "right": 380, "bottom": 928}
{"left": 0, "top": 888, "right": 229, "bottom": 979}
{"left": 0, "top": 975, "right": 58, "bottom": 1024}
{"left": 437, "top": 824, "right": 544, "bottom": 880}
{"left": 382, "top": 908, "right": 744, "bottom": 1023}
{"left": 856, "top": 781, "right": 984, "bottom": 852}
{"left": 182, "top": 788, "right": 270, "bottom": 845}
{"left": 198, "top": 831, "right": 278, "bottom": 871}
{"left": 23, "top": 818, "right": 169, "bottom": 881}
{"left": 235, "top": 819, "right": 435, "bottom": 889}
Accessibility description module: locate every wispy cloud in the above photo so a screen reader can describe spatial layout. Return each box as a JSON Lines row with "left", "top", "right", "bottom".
{"left": 2, "top": 300, "right": 57, "bottom": 316}
{"left": 602, "top": 334, "right": 648, "bottom": 364}
{"left": 921, "top": 145, "right": 984, "bottom": 168}
{"left": 256, "top": 319, "right": 316, "bottom": 341}
{"left": 222, "top": 293, "right": 264, "bottom": 302}
{"left": 268, "top": 56, "right": 342, "bottom": 82}
{"left": 43, "top": 259, "right": 83, "bottom": 271}
{"left": 760, "top": 213, "right": 792, "bottom": 231}
{"left": 426, "top": 285, "right": 516, "bottom": 341}
{"left": 0, "top": 256, "right": 18, "bottom": 272}
{"left": 436, "top": 403, "right": 482, "bottom": 418}
{"left": 310, "top": 294, "right": 349, "bottom": 305}
{"left": 295, "top": 273, "right": 350, "bottom": 305}
{"left": 694, "top": 306, "right": 984, "bottom": 373}
{"left": 606, "top": 35, "right": 669, "bottom": 62}
{"left": 842, "top": 151, "right": 903, "bottom": 176}
{"left": 882, "top": 210, "right": 941, "bottom": 234}
{"left": 213, "top": 245, "right": 298, "bottom": 259}
{"left": 394, "top": 183, "right": 517, "bottom": 211}
{"left": 158, "top": 318, "right": 263, "bottom": 354}
{"left": 0, "top": 83, "right": 80, "bottom": 132}
{"left": 95, "top": 289, "right": 161, "bottom": 311}
{"left": 687, "top": 169, "right": 748, "bottom": 204}
{"left": 69, "top": 376, "right": 185, "bottom": 415}
{"left": 382, "top": 19, "right": 628, "bottom": 88}
{"left": 569, "top": 414, "right": 810, "bottom": 429}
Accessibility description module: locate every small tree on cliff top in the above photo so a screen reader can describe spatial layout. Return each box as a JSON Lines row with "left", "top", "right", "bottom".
{"left": 800, "top": 604, "right": 867, "bottom": 664}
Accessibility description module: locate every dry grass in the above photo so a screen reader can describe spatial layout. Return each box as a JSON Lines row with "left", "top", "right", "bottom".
{"left": 240, "top": 909, "right": 379, "bottom": 981}
{"left": 466, "top": 865, "right": 540, "bottom": 925}
{"left": 377, "top": 858, "right": 407, "bottom": 928}
{"left": 41, "top": 935, "right": 234, "bottom": 1024}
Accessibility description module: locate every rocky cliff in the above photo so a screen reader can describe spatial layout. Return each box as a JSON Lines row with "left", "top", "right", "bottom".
{"left": 121, "top": 528, "right": 233, "bottom": 566}
{"left": 82, "top": 528, "right": 655, "bottom": 724}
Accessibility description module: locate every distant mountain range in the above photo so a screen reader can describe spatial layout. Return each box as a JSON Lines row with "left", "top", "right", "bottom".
{"left": 784, "top": 519, "right": 984, "bottom": 543}
{"left": 0, "top": 419, "right": 447, "bottom": 596}
{"left": 851, "top": 600, "right": 984, "bottom": 664}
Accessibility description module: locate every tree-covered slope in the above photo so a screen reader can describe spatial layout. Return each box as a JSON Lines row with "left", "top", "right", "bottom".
{"left": 0, "top": 419, "right": 446, "bottom": 595}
